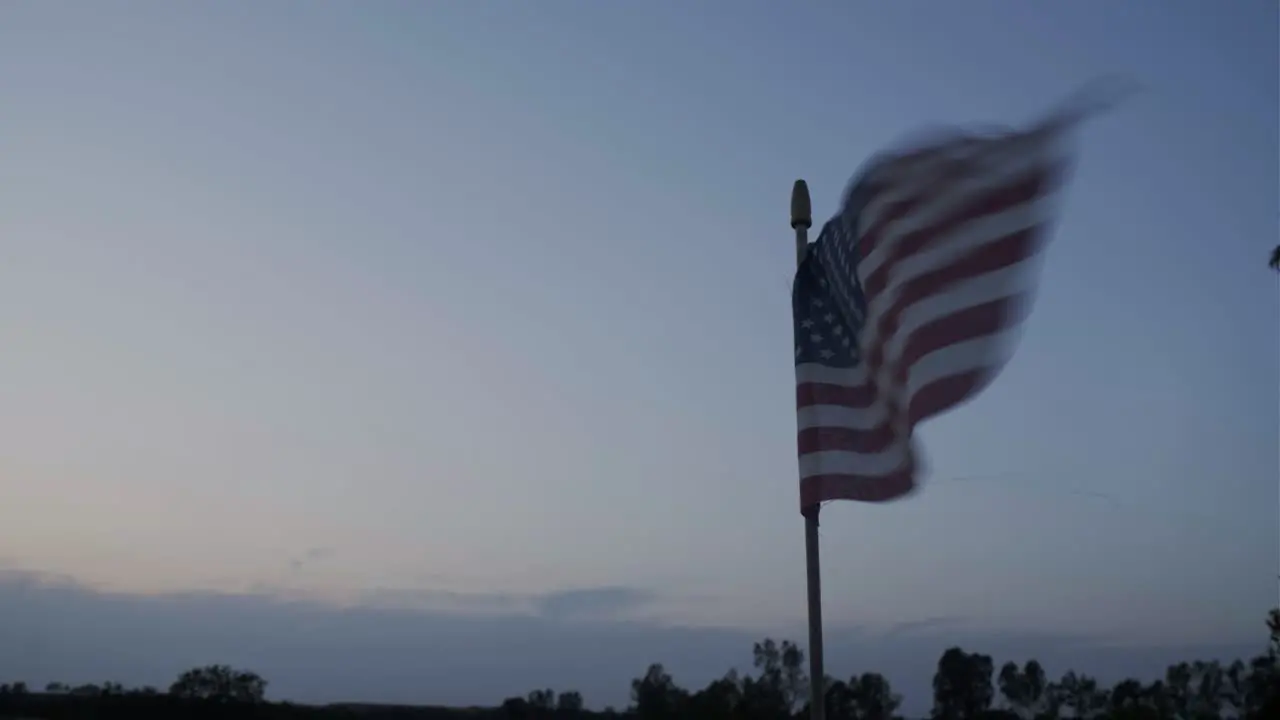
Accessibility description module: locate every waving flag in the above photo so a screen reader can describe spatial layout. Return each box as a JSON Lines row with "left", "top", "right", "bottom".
{"left": 793, "top": 119, "right": 1075, "bottom": 510}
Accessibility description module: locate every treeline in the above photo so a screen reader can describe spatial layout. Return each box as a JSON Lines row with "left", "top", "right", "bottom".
{"left": 1, "top": 611, "right": 1276, "bottom": 720}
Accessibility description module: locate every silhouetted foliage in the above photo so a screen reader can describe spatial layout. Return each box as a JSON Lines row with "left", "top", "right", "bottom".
{"left": 1, "top": 609, "right": 1277, "bottom": 719}
{"left": 557, "top": 690, "right": 585, "bottom": 713}
{"left": 997, "top": 659, "right": 1045, "bottom": 718}
{"left": 932, "top": 647, "right": 994, "bottom": 720}
{"left": 821, "top": 671, "right": 901, "bottom": 720}
{"left": 169, "top": 664, "right": 267, "bottom": 703}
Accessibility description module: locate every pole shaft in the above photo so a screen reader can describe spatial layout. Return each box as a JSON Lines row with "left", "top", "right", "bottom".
{"left": 804, "top": 507, "right": 824, "bottom": 720}
{"left": 791, "top": 179, "right": 823, "bottom": 720}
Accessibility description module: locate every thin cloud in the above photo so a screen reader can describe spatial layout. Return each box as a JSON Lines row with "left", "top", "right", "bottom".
{"left": 880, "top": 616, "right": 968, "bottom": 639}
{"left": 535, "top": 587, "right": 656, "bottom": 621}
{"left": 288, "top": 547, "right": 337, "bottom": 573}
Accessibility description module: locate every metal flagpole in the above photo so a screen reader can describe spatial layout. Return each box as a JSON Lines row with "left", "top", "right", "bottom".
{"left": 791, "top": 179, "right": 824, "bottom": 720}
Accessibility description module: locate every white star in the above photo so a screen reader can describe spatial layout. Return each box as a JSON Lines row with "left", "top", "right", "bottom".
{"left": 800, "top": 319, "right": 814, "bottom": 329}
{"left": 795, "top": 345, "right": 802, "bottom": 357}
{"left": 823, "top": 313, "right": 834, "bottom": 324}
{"left": 832, "top": 326, "right": 843, "bottom": 336}
{"left": 841, "top": 336, "right": 850, "bottom": 347}
{"left": 819, "top": 349, "right": 835, "bottom": 360}
{"left": 810, "top": 333, "right": 823, "bottom": 344}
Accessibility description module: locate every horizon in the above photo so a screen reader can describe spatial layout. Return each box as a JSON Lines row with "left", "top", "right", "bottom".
{"left": 2, "top": 568, "right": 1272, "bottom": 714}
{"left": 0, "top": 1, "right": 1276, "bottom": 717}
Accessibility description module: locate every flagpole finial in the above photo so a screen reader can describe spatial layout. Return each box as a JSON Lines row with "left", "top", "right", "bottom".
{"left": 791, "top": 180, "right": 812, "bottom": 229}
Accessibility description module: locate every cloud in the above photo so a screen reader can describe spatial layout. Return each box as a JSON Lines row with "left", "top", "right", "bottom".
{"left": 880, "top": 616, "right": 967, "bottom": 639}
{"left": 0, "top": 569, "right": 1265, "bottom": 716}
{"left": 535, "top": 587, "right": 656, "bottom": 621}
{"left": 350, "top": 585, "right": 657, "bottom": 623}
{"left": 287, "top": 547, "right": 336, "bottom": 572}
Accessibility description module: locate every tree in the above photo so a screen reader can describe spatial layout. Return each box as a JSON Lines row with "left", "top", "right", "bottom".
{"left": 168, "top": 664, "right": 266, "bottom": 703}
{"left": 526, "top": 688, "right": 555, "bottom": 709}
{"left": 1268, "top": 607, "right": 1280, "bottom": 655}
{"left": 500, "top": 696, "right": 532, "bottom": 718}
{"left": 998, "top": 659, "right": 1045, "bottom": 718}
{"left": 1108, "top": 678, "right": 1146, "bottom": 713}
{"left": 747, "top": 637, "right": 807, "bottom": 716}
{"left": 687, "top": 672, "right": 743, "bottom": 720}
{"left": 932, "top": 647, "right": 994, "bottom": 720}
{"left": 1052, "top": 670, "right": 1106, "bottom": 719}
{"left": 555, "top": 690, "right": 584, "bottom": 713}
{"left": 630, "top": 663, "right": 687, "bottom": 720}
{"left": 99, "top": 681, "right": 125, "bottom": 696}
{"left": 846, "top": 671, "right": 901, "bottom": 720}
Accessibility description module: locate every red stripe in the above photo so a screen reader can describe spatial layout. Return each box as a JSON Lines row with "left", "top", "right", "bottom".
{"left": 797, "top": 423, "right": 897, "bottom": 455}
{"left": 800, "top": 468, "right": 917, "bottom": 508}
{"left": 907, "top": 368, "right": 993, "bottom": 425}
{"left": 796, "top": 381, "right": 873, "bottom": 409}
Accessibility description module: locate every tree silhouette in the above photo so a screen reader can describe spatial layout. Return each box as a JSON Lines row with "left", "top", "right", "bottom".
{"left": 687, "top": 672, "right": 743, "bottom": 719}
{"left": 556, "top": 690, "right": 585, "bottom": 713}
{"left": 998, "top": 659, "right": 1045, "bottom": 719}
{"left": 168, "top": 664, "right": 266, "bottom": 703}
{"left": 631, "top": 663, "right": 687, "bottom": 719}
{"left": 844, "top": 671, "right": 901, "bottom": 720}
{"left": 1052, "top": 670, "right": 1106, "bottom": 719}
{"left": 932, "top": 647, "right": 994, "bottom": 720}
{"left": 745, "top": 638, "right": 807, "bottom": 717}
{"left": 2, "top": 608, "right": 1279, "bottom": 719}
{"left": 526, "top": 688, "right": 555, "bottom": 710}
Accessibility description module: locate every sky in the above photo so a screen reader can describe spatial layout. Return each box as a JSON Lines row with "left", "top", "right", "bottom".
{"left": 0, "top": 0, "right": 1276, "bottom": 714}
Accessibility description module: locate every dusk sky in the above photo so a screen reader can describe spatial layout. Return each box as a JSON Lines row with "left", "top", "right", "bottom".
{"left": 0, "top": 1, "right": 1276, "bottom": 714}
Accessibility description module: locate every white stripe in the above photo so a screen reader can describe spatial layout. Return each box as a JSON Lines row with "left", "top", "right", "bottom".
{"left": 797, "top": 441, "right": 914, "bottom": 479}
{"left": 796, "top": 363, "right": 866, "bottom": 387}
{"left": 796, "top": 404, "right": 876, "bottom": 432}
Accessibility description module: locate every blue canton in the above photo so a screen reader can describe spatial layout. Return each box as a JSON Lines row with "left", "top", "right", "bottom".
{"left": 792, "top": 192, "right": 869, "bottom": 370}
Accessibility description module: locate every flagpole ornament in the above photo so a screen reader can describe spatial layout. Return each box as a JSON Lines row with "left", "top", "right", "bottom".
{"left": 791, "top": 179, "right": 812, "bottom": 229}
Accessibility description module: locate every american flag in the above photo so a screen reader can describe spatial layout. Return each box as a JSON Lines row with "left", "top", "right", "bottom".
{"left": 793, "top": 118, "right": 1074, "bottom": 510}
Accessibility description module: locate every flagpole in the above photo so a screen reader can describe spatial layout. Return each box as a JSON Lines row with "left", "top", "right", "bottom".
{"left": 791, "top": 179, "right": 825, "bottom": 720}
